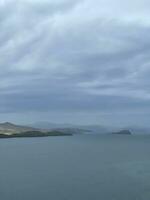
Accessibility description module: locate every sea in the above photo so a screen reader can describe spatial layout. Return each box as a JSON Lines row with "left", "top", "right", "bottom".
{"left": 0, "top": 134, "right": 150, "bottom": 200}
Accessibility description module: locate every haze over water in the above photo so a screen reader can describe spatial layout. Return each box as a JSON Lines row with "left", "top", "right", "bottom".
{"left": 0, "top": 134, "right": 150, "bottom": 200}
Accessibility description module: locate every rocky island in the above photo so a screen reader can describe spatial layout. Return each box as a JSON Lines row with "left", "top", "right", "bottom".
{"left": 112, "top": 130, "right": 132, "bottom": 135}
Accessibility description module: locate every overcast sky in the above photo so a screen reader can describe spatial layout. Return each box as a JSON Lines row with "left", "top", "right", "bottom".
{"left": 0, "top": 0, "right": 150, "bottom": 126}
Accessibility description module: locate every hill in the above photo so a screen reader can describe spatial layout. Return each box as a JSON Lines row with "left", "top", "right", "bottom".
{"left": 0, "top": 122, "right": 72, "bottom": 138}
{"left": 0, "top": 122, "right": 38, "bottom": 135}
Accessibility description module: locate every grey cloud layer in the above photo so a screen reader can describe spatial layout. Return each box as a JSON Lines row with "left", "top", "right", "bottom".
{"left": 0, "top": 0, "right": 150, "bottom": 125}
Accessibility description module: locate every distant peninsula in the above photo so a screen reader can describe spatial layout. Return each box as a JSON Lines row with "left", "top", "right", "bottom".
{"left": 0, "top": 131, "right": 72, "bottom": 138}
{"left": 0, "top": 122, "right": 72, "bottom": 138}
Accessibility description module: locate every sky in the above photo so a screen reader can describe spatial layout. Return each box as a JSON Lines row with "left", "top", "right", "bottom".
{"left": 0, "top": 0, "right": 150, "bottom": 126}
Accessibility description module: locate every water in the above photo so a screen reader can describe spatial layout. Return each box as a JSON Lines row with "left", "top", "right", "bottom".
{"left": 0, "top": 134, "right": 150, "bottom": 200}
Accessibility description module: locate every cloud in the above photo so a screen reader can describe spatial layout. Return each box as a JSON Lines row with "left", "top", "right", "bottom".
{"left": 0, "top": 0, "right": 150, "bottom": 125}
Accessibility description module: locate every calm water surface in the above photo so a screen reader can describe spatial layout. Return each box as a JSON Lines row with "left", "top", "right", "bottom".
{"left": 0, "top": 134, "right": 150, "bottom": 200}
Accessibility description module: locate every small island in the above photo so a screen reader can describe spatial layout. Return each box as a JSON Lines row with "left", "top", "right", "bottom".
{"left": 112, "top": 130, "right": 132, "bottom": 135}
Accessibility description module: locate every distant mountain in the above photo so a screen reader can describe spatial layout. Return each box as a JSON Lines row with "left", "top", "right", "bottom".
{"left": 30, "top": 122, "right": 110, "bottom": 134}
{"left": 30, "top": 122, "right": 76, "bottom": 129}
{"left": 77, "top": 125, "right": 109, "bottom": 134}
{"left": 52, "top": 128, "right": 91, "bottom": 134}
